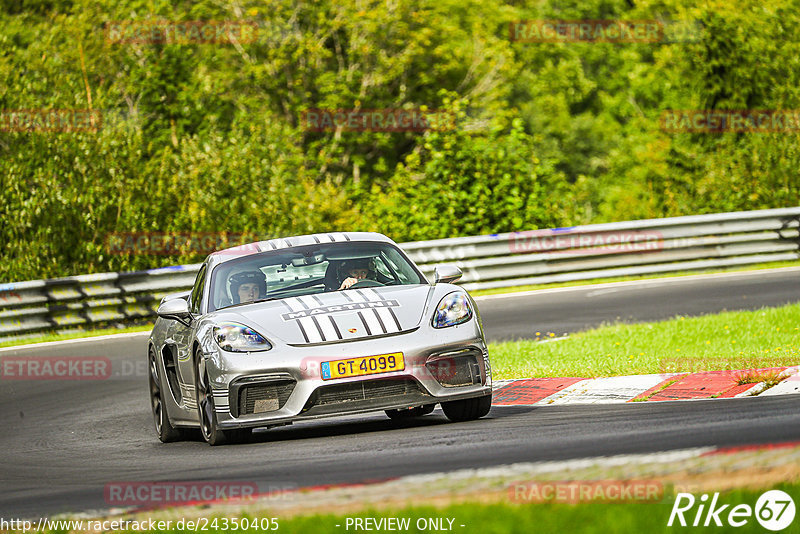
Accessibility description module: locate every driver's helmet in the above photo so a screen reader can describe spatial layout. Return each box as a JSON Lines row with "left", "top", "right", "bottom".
{"left": 338, "top": 257, "right": 376, "bottom": 284}
{"left": 228, "top": 270, "right": 267, "bottom": 304}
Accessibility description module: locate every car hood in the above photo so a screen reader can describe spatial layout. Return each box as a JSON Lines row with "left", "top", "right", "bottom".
{"left": 212, "top": 285, "right": 434, "bottom": 345}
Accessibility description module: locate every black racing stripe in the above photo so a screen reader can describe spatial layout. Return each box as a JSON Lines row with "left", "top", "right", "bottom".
{"left": 268, "top": 241, "right": 277, "bottom": 250}
{"left": 296, "top": 320, "right": 310, "bottom": 343}
{"left": 310, "top": 295, "right": 341, "bottom": 338}
{"left": 341, "top": 291, "right": 353, "bottom": 302}
{"left": 343, "top": 233, "right": 351, "bottom": 241}
{"left": 327, "top": 233, "right": 336, "bottom": 242}
{"left": 330, "top": 316, "right": 343, "bottom": 339}
{"left": 284, "top": 238, "right": 293, "bottom": 248}
{"left": 312, "top": 235, "right": 321, "bottom": 243}
{"left": 357, "top": 311, "right": 372, "bottom": 335}
{"left": 310, "top": 316, "right": 327, "bottom": 340}
{"left": 295, "top": 297, "right": 309, "bottom": 309}
{"left": 281, "top": 300, "right": 294, "bottom": 311}
{"left": 388, "top": 308, "right": 402, "bottom": 331}
{"left": 372, "top": 308, "right": 388, "bottom": 333}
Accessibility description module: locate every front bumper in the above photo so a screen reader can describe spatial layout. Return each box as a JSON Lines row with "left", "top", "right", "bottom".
{"left": 203, "top": 324, "right": 492, "bottom": 429}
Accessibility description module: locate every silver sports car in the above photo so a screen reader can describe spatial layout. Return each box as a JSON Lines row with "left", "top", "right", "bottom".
{"left": 148, "top": 232, "right": 492, "bottom": 445}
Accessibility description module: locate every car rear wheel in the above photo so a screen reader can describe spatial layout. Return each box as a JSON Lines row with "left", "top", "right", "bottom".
{"left": 149, "top": 347, "right": 185, "bottom": 443}
{"left": 195, "top": 351, "right": 251, "bottom": 446}
{"left": 385, "top": 404, "right": 436, "bottom": 420}
{"left": 441, "top": 394, "right": 492, "bottom": 422}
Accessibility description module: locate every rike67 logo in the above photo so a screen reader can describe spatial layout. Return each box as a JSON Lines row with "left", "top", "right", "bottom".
{"left": 668, "top": 490, "right": 796, "bottom": 531}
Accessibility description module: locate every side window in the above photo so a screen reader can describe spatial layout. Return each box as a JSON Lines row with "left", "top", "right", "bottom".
{"left": 190, "top": 264, "right": 207, "bottom": 314}
{"left": 373, "top": 256, "right": 394, "bottom": 281}
{"left": 380, "top": 251, "right": 411, "bottom": 283}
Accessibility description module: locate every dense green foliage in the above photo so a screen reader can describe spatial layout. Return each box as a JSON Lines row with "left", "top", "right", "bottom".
{"left": 1, "top": 0, "right": 799, "bottom": 281}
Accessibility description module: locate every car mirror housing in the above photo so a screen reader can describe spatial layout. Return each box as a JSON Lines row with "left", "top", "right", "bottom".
{"left": 157, "top": 298, "right": 192, "bottom": 325}
{"left": 434, "top": 264, "right": 462, "bottom": 284}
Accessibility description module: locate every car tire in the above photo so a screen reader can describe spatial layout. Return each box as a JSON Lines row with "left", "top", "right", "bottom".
{"left": 195, "top": 351, "right": 251, "bottom": 446}
{"left": 385, "top": 404, "right": 436, "bottom": 420}
{"left": 149, "top": 347, "right": 186, "bottom": 443}
{"left": 441, "top": 394, "right": 492, "bottom": 422}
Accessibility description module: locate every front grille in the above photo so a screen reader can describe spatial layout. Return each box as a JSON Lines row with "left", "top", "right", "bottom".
{"left": 237, "top": 380, "right": 295, "bottom": 416}
{"left": 314, "top": 378, "right": 426, "bottom": 407}
{"left": 427, "top": 351, "right": 482, "bottom": 387}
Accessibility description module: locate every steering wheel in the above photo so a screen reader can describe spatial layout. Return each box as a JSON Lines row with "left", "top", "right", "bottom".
{"left": 350, "top": 279, "right": 384, "bottom": 288}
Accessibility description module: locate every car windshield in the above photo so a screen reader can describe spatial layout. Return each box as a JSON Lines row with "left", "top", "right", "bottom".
{"left": 208, "top": 242, "right": 426, "bottom": 312}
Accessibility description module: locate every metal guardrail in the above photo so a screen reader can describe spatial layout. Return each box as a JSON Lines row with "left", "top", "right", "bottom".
{"left": 2, "top": 207, "right": 799, "bottom": 338}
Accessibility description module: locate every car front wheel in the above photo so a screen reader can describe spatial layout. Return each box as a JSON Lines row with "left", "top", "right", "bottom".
{"left": 149, "top": 347, "right": 185, "bottom": 443}
{"left": 441, "top": 394, "right": 492, "bottom": 422}
{"left": 195, "top": 351, "right": 250, "bottom": 446}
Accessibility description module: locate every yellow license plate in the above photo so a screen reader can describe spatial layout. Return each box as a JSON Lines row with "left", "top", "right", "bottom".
{"left": 321, "top": 352, "right": 404, "bottom": 380}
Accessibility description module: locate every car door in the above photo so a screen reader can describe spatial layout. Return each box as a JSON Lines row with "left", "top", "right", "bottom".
{"left": 166, "top": 263, "right": 207, "bottom": 407}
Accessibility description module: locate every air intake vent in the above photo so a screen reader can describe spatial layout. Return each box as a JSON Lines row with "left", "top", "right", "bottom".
{"left": 236, "top": 380, "right": 295, "bottom": 416}
{"left": 426, "top": 351, "right": 482, "bottom": 387}
{"left": 315, "top": 378, "right": 425, "bottom": 406}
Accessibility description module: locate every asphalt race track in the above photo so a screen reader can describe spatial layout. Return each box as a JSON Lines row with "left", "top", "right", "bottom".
{"left": 2, "top": 268, "right": 800, "bottom": 518}
{"left": 478, "top": 268, "right": 800, "bottom": 341}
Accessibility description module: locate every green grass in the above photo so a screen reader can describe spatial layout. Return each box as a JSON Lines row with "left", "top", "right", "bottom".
{"left": 139, "top": 483, "right": 800, "bottom": 534}
{"left": 0, "top": 324, "right": 152, "bottom": 348}
{"left": 488, "top": 303, "right": 800, "bottom": 378}
{"left": 470, "top": 260, "right": 800, "bottom": 297}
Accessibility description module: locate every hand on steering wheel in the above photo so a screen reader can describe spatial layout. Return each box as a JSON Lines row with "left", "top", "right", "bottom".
{"left": 340, "top": 278, "right": 384, "bottom": 289}
{"left": 349, "top": 279, "right": 384, "bottom": 288}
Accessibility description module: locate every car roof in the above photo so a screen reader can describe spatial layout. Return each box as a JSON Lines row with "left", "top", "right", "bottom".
{"left": 205, "top": 232, "right": 396, "bottom": 268}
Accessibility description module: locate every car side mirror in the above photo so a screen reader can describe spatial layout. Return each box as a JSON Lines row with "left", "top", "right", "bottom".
{"left": 157, "top": 298, "right": 192, "bottom": 326}
{"left": 434, "top": 264, "right": 462, "bottom": 284}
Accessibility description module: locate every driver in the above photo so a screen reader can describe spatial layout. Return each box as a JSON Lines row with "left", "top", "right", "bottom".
{"left": 338, "top": 258, "right": 376, "bottom": 290}
{"left": 228, "top": 270, "right": 267, "bottom": 304}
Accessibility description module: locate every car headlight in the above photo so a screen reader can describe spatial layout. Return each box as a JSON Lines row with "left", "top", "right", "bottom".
{"left": 432, "top": 291, "right": 473, "bottom": 328}
{"left": 213, "top": 323, "right": 272, "bottom": 352}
